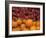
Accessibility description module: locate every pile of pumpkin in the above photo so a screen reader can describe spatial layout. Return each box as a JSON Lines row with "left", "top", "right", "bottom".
{"left": 12, "top": 18, "right": 40, "bottom": 31}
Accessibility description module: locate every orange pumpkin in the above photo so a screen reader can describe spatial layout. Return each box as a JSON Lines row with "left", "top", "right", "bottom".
{"left": 15, "top": 27, "right": 21, "bottom": 31}
{"left": 25, "top": 19, "right": 33, "bottom": 27}
{"left": 12, "top": 27, "right": 21, "bottom": 31}
{"left": 30, "top": 25, "right": 36, "bottom": 30}
{"left": 16, "top": 19, "right": 22, "bottom": 25}
{"left": 33, "top": 21, "right": 37, "bottom": 26}
{"left": 20, "top": 24, "right": 26, "bottom": 30}
{"left": 36, "top": 26, "right": 40, "bottom": 30}
{"left": 21, "top": 24, "right": 26, "bottom": 28}
{"left": 36, "top": 21, "right": 40, "bottom": 30}
{"left": 12, "top": 28, "right": 16, "bottom": 31}
{"left": 12, "top": 16, "right": 17, "bottom": 21}
{"left": 23, "top": 19, "right": 26, "bottom": 24}
{"left": 12, "top": 20, "right": 18, "bottom": 28}
{"left": 37, "top": 21, "right": 40, "bottom": 26}
{"left": 22, "top": 28, "right": 29, "bottom": 31}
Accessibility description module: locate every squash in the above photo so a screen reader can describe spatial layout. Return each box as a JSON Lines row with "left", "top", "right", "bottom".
{"left": 36, "top": 21, "right": 40, "bottom": 30}
{"left": 30, "top": 25, "right": 36, "bottom": 30}
{"left": 25, "top": 19, "right": 33, "bottom": 27}
{"left": 12, "top": 20, "right": 18, "bottom": 28}
{"left": 16, "top": 18, "right": 22, "bottom": 25}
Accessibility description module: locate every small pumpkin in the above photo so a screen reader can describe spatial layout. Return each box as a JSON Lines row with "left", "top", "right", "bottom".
{"left": 30, "top": 25, "right": 36, "bottom": 30}
{"left": 20, "top": 24, "right": 26, "bottom": 30}
{"left": 23, "top": 19, "right": 26, "bottom": 24}
{"left": 25, "top": 19, "right": 33, "bottom": 27}
{"left": 36, "top": 21, "right": 40, "bottom": 30}
{"left": 15, "top": 27, "right": 21, "bottom": 31}
{"left": 12, "top": 28, "right": 16, "bottom": 31}
{"left": 16, "top": 18, "right": 22, "bottom": 25}
{"left": 12, "top": 20, "right": 18, "bottom": 28}
{"left": 36, "top": 21, "right": 40, "bottom": 26}
{"left": 33, "top": 21, "right": 37, "bottom": 26}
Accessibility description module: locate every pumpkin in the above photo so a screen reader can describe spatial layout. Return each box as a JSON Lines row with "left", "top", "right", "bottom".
{"left": 37, "top": 21, "right": 40, "bottom": 26}
{"left": 25, "top": 19, "right": 33, "bottom": 27}
{"left": 23, "top": 19, "right": 26, "bottom": 24}
{"left": 12, "top": 20, "right": 18, "bottom": 28}
{"left": 33, "top": 21, "right": 37, "bottom": 26}
{"left": 15, "top": 27, "right": 21, "bottom": 31}
{"left": 36, "top": 21, "right": 40, "bottom": 30}
{"left": 30, "top": 25, "right": 36, "bottom": 30}
{"left": 12, "top": 28, "right": 16, "bottom": 31}
{"left": 22, "top": 28, "right": 29, "bottom": 31}
{"left": 20, "top": 24, "right": 26, "bottom": 30}
{"left": 16, "top": 18, "right": 22, "bottom": 25}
